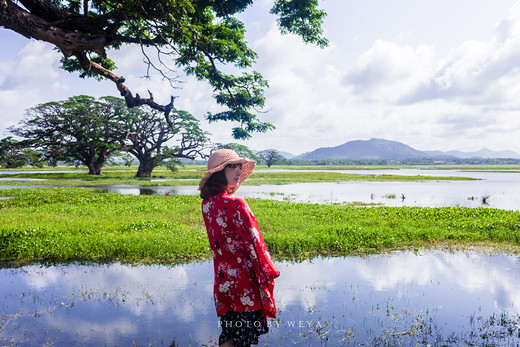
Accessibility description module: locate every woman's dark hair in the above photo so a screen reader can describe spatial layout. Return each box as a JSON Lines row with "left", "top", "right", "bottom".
{"left": 200, "top": 170, "right": 226, "bottom": 199}
{"left": 200, "top": 169, "right": 238, "bottom": 199}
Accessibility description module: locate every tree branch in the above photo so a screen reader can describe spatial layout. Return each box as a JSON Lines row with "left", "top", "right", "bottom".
{"left": 72, "top": 50, "right": 175, "bottom": 122}
{"left": 18, "top": 0, "right": 71, "bottom": 23}
{"left": 0, "top": 0, "right": 112, "bottom": 54}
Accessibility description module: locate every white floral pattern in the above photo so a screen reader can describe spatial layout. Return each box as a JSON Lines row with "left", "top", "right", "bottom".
{"left": 202, "top": 191, "right": 280, "bottom": 318}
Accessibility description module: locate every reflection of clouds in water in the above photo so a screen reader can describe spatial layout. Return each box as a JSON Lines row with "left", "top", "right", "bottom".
{"left": 275, "top": 258, "right": 343, "bottom": 311}
{"left": 23, "top": 267, "right": 63, "bottom": 289}
{"left": 11, "top": 262, "right": 217, "bottom": 345}
{"left": 356, "top": 253, "right": 434, "bottom": 290}
{"left": 441, "top": 253, "right": 493, "bottom": 291}
{"left": 19, "top": 262, "right": 213, "bottom": 321}
{"left": 44, "top": 314, "right": 138, "bottom": 345}
{"left": 5, "top": 252, "right": 520, "bottom": 345}
{"left": 356, "top": 251, "right": 520, "bottom": 314}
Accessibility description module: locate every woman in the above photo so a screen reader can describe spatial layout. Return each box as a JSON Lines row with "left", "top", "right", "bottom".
{"left": 199, "top": 149, "right": 280, "bottom": 347}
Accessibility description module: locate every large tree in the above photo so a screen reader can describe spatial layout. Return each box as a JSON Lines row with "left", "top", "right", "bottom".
{"left": 257, "top": 148, "right": 284, "bottom": 167}
{"left": 119, "top": 106, "right": 208, "bottom": 177}
{"left": 10, "top": 95, "right": 125, "bottom": 174}
{"left": 0, "top": 0, "right": 327, "bottom": 139}
{"left": 0, "top": 136, "right": 43, "bottom": 168}
{"left": 10, "top": 95, "right": 208, "bottom": 176}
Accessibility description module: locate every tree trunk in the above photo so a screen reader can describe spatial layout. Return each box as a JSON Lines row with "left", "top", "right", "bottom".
{"left": 88, "top": 165, "right": 103, "bottom": 175}
{"left": 86, "top": 152, "right": 106, "bottom": 175}
{"left": 135, "top": 155, "right": 155, "bottom": 177}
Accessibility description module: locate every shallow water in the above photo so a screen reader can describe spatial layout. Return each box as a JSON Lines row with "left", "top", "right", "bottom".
{"left": 2, "top": 169, "right": 520, "bottom": 210}
{"left": 2, "top": 250, "right": 520, "bottom": 346}
{"left": 93, "top": 169, "right": 520, "bottom": 210}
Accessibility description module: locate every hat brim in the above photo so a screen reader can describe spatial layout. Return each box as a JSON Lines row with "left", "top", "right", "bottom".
{"left": 198, "top": 157, "right": 256, "bottom": 190}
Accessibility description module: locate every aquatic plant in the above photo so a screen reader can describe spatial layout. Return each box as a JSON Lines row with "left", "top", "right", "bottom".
{"left": 1, "top": 187, "right": 519, "bottom": 265}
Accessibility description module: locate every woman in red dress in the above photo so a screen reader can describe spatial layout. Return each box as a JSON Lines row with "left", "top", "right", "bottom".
{"left": 199, "top": 149, "right": 280, "bottom": 347}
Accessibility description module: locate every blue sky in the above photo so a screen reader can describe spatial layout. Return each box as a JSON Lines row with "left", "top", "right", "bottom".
{"left": 1, "top": 0, "right": 520, "bottom": 155}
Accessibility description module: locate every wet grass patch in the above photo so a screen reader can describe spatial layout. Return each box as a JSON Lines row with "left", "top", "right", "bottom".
{"left": 1, "top": 187, "right": 520, "bottom": 265}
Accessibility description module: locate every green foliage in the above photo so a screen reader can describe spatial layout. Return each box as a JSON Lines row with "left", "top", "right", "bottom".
{"left": 251, "top": 200, "right": 520, "bottom": 256}
{"left": 257, "top": 149, "right": 286, "bottom": 167}
{"left": 165, "top": 158, "right": 182, "bottom": 173}
{"left": 0, "top": 137, "right": 43, "bottom": 168}
{"left": 0, "top": 187, "right": 519, "bottom": 265}
{"left": 271, "top": 0, "right": 329, "bottom": 48}
{"left": 123, "top": 108, "right": 208, "bottom": 177}
{"left": 0, "top": 188, "right": 207, "bottom": 263}
{"left": 9, "top": 96, "right": 207, "bottom": 176}
{"left": 9, "top": 96, "right": 124, "bottom": 174}
{"left": 23, "top": 0, "right": 326, "bottom": 139}
{"left": 216, "top": 142, "right": 259, "bottom": 161}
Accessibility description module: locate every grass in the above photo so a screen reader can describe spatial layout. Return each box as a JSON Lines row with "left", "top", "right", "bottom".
{"left": 1, "top": 187, "right": 519, "bottom": 265}
{"left": 0, "top": 188, "right": 207, "bottom": 264}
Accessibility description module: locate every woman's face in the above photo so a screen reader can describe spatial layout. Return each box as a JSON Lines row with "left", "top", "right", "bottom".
{"left": 224, "top": 163, "right": 242, "bottom": 188}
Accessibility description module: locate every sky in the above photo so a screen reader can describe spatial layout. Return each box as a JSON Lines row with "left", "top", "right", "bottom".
{"left": 2, "top": 0, "right": 520, "bottom": 156}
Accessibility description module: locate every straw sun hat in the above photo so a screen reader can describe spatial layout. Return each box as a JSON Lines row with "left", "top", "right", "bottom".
{"left": 198, "top": 149, "right": 256, "bottom": 190}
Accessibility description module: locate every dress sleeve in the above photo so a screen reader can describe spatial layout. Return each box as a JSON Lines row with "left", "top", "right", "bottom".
{"left": 232, "top": 197, "right": 280, "bottom": 317}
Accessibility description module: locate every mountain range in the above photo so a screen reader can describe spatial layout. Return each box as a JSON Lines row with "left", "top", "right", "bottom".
{"left": 291, "top": 138, "right": 520, "bottom": 160}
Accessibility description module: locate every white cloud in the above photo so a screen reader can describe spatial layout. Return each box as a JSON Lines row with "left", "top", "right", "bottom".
{"left": 495, "top": 1, "right": 520, "bottom": 41}
{"left": 343, "top": 40, "right": 435, "bottom": 103}
{"left": 400, "top": 2, "right": 520, "bottom": 107}
{"left": 0, "top": 41, "right": 61, "bottom": 89}
{"left": 0, "top": 41, "right": 63, "bottom": 133}
{"left": 2, "top": 0, "right": 520, "bottom": 154}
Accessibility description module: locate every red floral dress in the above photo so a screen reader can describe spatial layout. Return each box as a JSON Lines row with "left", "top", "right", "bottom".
{"left": 202, "top": 191, "right": 280, "bottom": 318}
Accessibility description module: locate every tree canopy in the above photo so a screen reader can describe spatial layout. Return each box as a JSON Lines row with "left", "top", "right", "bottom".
{"left": 0, "top": 136, "right": 42, "bottom": 168}
{"left": 9, "top": 95, "right": 208, "bottom": 175}
{"left": 120, "top": 106, "right": 209, "bottom": 177}
{"left": 216, "top": 142, "right": 259, "bottom": 161}
{"left": 257, "top": 148, "right": 285, "bottom": 167}
{"left": 0, "top": 0, "right": 327, "bottom": 139}
{"left": 10, "top": 95, "right": 128, "bottom": 174}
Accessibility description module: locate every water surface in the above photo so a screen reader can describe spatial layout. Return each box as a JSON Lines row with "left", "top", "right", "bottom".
{"left": 2, "top": 251, "right": 520, "bottom": 346}
{"left": 1, "top": 169, "right": 520, "bottom": 210}
{"left": 96, "top": 169, "right": 520, "bottom": 210}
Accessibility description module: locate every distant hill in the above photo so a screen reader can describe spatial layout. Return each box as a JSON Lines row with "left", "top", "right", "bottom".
{"left": 298, "top": 138, "right": 428, "bottom": 160}
{"left": 279, "top": 151, "right": 296, "bottom": 159}
{"left": 296, "top": 138, "right": 520, "bottom": 160}
{"left": 424, "top": 148, "right": 520, "bottom": 159}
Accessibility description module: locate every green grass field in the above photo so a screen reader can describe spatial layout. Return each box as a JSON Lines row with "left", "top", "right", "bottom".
{"left": 1, "top": 187, "right": 519, "bottom": 265}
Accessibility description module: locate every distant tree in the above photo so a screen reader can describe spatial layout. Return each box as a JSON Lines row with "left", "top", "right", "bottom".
{"left": 0, "top": 137, "right": 43, "bottom": 168}
{"left": 119, "top": 107, "right": 208, "bottom": 177}
{"left": 10, "top": 95, "right": 125, "bottom": 174}
{"left": 117, "top": 152, "right": 136, "bottom": 167}
{"left": 216, "top": 143, "right": 259, "bottom": 161}
{"left": 0, "top": 0, "right": 327, "bottom": 139}
{"left": 10, "top": 96, "right": 208, "bottom": 176}
{"left": 257, "top": 149, "right": 285, "bottom": 167}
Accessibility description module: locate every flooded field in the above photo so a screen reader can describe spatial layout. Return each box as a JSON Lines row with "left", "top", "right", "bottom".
{"left": 2, "top": 169, "right": 520, "bottom": 346}
{"left": 85, "top": 169, "right": 520, "bottom": 210}
{"left": 2, "top": 250, "right": 520, "bottom": 346}
{"left": 1, "top": 168, "right": 520, "bottom": 210}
